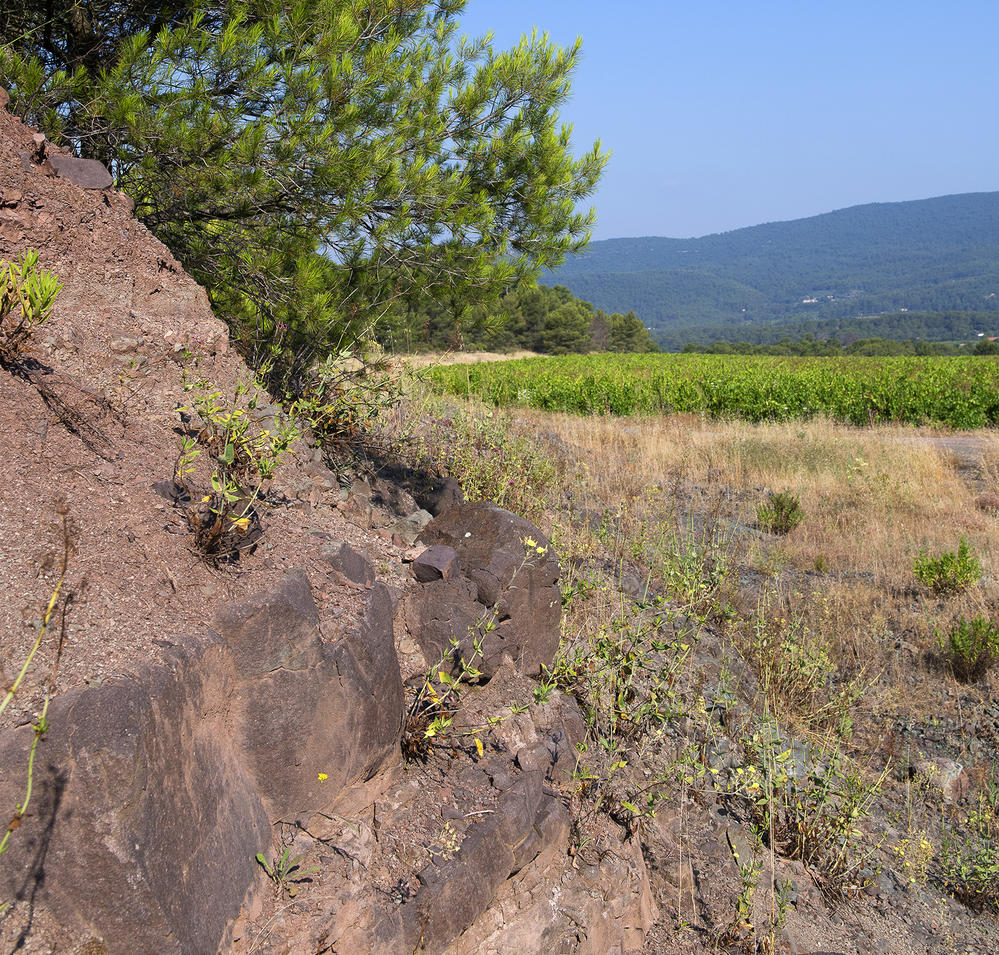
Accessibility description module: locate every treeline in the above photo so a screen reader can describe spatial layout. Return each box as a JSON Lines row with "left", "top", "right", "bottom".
{"left": 558, "top": 266, "right": 999, "bottom": 333}
{"left": 656, "top": 310, "right": 999, "bottom": 351}
{"left": 377, "top": 284, "right": 659, "bottom": 355}
{"left": 682, "top": 337, "right": 955, "bottom": 356}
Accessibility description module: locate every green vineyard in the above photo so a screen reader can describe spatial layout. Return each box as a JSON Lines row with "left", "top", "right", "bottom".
{"left": 424, "top": 354, "right": 999, "bottom": 428}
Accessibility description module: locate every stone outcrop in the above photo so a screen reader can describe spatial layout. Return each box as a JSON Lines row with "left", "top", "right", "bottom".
{"left": 0, "top": 92, "right": 662, "bottom": 955}
{"left": 0, "top": 569, "right": 403, "bottom": 954}
{"left": 404, "top": 501, "right": 562, "bottom": 679}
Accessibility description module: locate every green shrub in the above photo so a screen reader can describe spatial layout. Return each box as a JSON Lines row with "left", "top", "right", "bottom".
{"left": 0, "top": 250, "right": 62, "bottom": 364}
{"left": 756, "top": 491, "right": 804, "bottom": 535}
{"left": 176, "top": 375, "right": 298, "bottom": 560}
{"left": 938, "top": 616, "right": 999, "bottom": 682}
{"left": 939, "top": 790, "right": 999, "bottom": 913}
{"left": 913, "top": 537, "right": 981, "bottom": 596}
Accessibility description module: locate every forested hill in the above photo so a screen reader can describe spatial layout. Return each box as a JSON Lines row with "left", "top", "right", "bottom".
{"left": 544, "top": 192, "right": 999, "bottom": 335}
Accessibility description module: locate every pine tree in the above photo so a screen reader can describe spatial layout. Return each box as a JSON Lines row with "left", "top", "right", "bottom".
{"left": 1, "top": 1, "right": 606, "bottom": 387}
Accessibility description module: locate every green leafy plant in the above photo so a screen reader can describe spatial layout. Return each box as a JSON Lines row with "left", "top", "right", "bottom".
{"left": 939, "top": 787, "right": 999, "bottom": 913}
{"left": 733, "top": 724, "right": 888, "bottom": 894}
{"left": 756, "top": 490, "right": 804, "bottom": 535}
{"left": 176, "top": 375, "right": 297, "bottom": 559}
{"left": 401, "top": 637, "right": 488, "bottom": 762}
{"left": 0, "top": 250, "right": 63, "bottom": 364}
{"left": 937, "top": 615, "right": 999, "bottom": 682}
{"left": 255, "top": 848, "right": 318, "bottom": 895}
{"left": 715, "top": 850, "right": 763, "bottom": 950}
{"left": 913, "top": 536, "right": 981, "bottom": 596}
{"left": 287, "top": 352, "right": 401, "bottom": 459}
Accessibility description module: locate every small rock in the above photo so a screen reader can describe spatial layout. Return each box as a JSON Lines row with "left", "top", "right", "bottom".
{"left": 412, "top": 545, "right": 460, "bottom": 583}
{"left": 392, "top": 508, "right": 434, "bottom": 545}
{"left": 49, "top": 153, "right": 114, "bottom": 190}
{"left": 111, "top": 336, "right": 144, "bottom": 353}
{"left": 310, "top": 469, "right": 338, "bottom": 492}
{"left": 912, "top": 756, "right": 969, "bottom": 804}
{"left": 323, "top": 542, "right": 375, "bottom": 586}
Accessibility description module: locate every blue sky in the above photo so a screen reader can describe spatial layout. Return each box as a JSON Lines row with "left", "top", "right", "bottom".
{"left": 458, "top": 0, "right": 999, "bottom": 240}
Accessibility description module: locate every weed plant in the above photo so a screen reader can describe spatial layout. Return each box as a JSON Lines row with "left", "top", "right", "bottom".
{"left": 392, "top": 393, "right": 559, "bottom": 521}
{"left": 0, "top": 509, "right": 71, "bottom": 876}
{"left": 937, "top": 616, "right": 999, "bottom": 682}
{"left": 176, "top": 374, "right": 297, "bottom": 559}
{"left": 286, "top": 351, "right": 402, "bottom": 459}
{"left": 939, "top": 786, "right": 999, "bottom": 913}
{"left": 255, "top": 848, "right": 318, "bottom": 895}
{"left": 0, "top": 250, "right": 62, "bottom": 365}
{"left": 735, "top": 722, "right": 889, "bottom": 894}
{"left": 402, "top": 638, "right": 487, "bottom": 761}
{"left": 746, "top": 590, "right": 863, "bottom": 738}
{"left": 756, "top": 491, "right": 803, "bottom": 535}
{"left": 913, "top": 536, "right": 981, "bottom": 596}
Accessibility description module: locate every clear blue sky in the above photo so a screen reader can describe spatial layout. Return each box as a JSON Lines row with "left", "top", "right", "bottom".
{"left": 458, "top": 0, "right": 999, "bottom": 240}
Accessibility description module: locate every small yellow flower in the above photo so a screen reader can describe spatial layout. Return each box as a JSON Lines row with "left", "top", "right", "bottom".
{"left": 318, "top": 772, "right": 328, "bottom": 782}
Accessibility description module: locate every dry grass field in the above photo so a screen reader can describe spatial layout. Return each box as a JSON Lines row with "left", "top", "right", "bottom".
{"left": 383, "top": 380, "right": 999, "bottom": 951}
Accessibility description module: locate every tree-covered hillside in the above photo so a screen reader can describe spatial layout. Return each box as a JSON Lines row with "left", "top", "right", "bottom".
{"left": 544, "top": 193, "right": 999, "bottom": 337}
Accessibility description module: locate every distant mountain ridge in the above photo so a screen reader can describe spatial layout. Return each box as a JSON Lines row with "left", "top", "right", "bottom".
{"left": 543, "top": 192, "right": 999, "bottom": 341}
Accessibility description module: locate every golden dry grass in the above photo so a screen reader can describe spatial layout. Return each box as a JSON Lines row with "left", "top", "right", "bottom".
{"left": 525, "top": 409, "right": 998, "bottom": 581}
{"left": 391, "top": 349, "right": 539, "bottom": 370}
{"left": 396, "top": 390, "right": 999, "bottom": 737}
{"left": 536, "top": 410, "right": 998, "bottom": 701}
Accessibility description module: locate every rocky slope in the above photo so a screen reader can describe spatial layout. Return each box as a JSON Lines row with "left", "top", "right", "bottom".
{"left": 2, "top": 92, "right": 998, "bottom": 955}
{"left": 0, "top": 97, "right": 656, "bottom": 954}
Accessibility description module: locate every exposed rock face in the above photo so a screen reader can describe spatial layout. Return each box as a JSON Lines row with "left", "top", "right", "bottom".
{"left": 406, "top": 501, "right": 562, "bottom": 678}
{"left": 0, "top": 94, "right": 661, "bottom": 955}
{"left": 446, "top": 827, "right": 656, "bottom": 955}
{"left": 0, "top": 633, "right": 270, "bottom": 954}
{"left": 217, "top": 569, "right": 404, "bottom": 819}
{"left": 0, "top": 571, "right": 403, "bottom": 954}
{"left": 332, "top": 770, "right": 571, "bottom": 954}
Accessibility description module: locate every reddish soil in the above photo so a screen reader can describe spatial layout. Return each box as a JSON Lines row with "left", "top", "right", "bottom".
{"left": 0, "top": 105, "right": 410, "bottom": 727}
